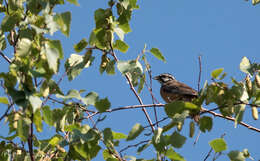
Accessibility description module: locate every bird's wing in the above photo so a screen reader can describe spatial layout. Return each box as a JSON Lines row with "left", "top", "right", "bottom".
{"left": 163, "top": 81, "right": 198, "bottom": 96}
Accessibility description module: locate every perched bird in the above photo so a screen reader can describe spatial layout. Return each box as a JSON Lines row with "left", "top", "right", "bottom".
{"left": 153, "top": 73, "right": 200, "bottom": 122}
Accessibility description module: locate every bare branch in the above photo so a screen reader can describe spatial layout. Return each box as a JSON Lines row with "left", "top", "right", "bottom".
{"left": 0, "top": 51, "right": 11, "bottom": 64}
{"left": 197, "top": 55, "right": 202, "bottom": 92}
{"left": 201, "top": 107, "right": 260, "bottom": 133}
{"left": 119, "top": 140, "right": 150, "bottom": 154}
{"left": 28, "top": 114, "right": 35, "bottom": 161}
{"left": 109, "top": 42, "right": 155, "bottom": 132}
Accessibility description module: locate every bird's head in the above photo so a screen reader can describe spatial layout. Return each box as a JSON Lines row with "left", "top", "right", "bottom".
{"left": 153, "top": 73, "right": 176, "bottom": 84}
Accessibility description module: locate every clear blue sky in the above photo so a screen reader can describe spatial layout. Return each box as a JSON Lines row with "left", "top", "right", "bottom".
{"left": 0, "top": 0, "right": 260, "bottom": 160}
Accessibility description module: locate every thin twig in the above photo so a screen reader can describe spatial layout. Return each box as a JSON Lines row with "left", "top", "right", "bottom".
{"left": 28, "top": 114, "right": 35, "bottom": 161}
{"left": 0, "top": 51, "right": 11, "bottom": 64}
{"left": 197, "top": 55, "right": 202, "bottom": 92}
{"left": 203, "top": 133, "right": 226, "bottom": 161}
{"left": 201, "top": 107, "right": 260, "bottom": 133}
{"left": 119, "top": 140, "right": 150, "bottom": 154}
{"left": 109, "top": 42, "right": 155, "bottom": 132}
{"left": 144, "top": 117, "right": 169, "bottom": 129}
{"left": 41, "top": 71, "right": 67, "bottom": 107}
{"left": 0, "top": 104, "right": 13, "bottom": 121}
{"left": 85, "top": 104, "right": 165, "bottom": 119}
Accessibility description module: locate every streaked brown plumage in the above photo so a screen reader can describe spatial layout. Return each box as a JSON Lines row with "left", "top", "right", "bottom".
{"left": 153, "top": 73, "right": 200, "bottom": 122}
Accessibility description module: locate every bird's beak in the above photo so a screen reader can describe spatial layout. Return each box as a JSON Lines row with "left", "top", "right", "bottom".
{"left": 153, "top": 76, "right": 159, "bottom": 80}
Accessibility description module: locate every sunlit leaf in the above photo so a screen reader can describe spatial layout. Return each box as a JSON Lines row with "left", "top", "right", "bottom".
{"left": 211, "top": 68, "right": 224, "bottom": 79}
{"left": 112, "top": 131, "right": 127, "bottom": 140}
{"left": 228, "top": 151, "right": 245, "bottom": 161}
{"left": 166, "top": 148, "right": 185, "bottom": 161}
{"left": 54, "top": 12, "right": 71, "bottom": 37}
{"left": 114, "top": 27, "right": 124, "bottom": 40}
{"left": 209, "top": 138, "right": 227, "bottom": 153}
{"left": 29, "top": 95, "right": 42, "bottom": 113}
{"left": 150, "top": 48, "right": 166, "bottom": 62}
{"left": 66, "top": 0, "right": 79, "bottom": 6}
{"left": 240, "top": 57, "right": 251, "bottom": 74}
{"left": 65, "top": 52, "right": 94, "bottom": 81}
{"left": 126, "top": 123, "right": 144, "bottom": 141}
{"left": 0, "top": 97, "right": 9, "bottom": 104}
{"left": 42, "top": 106, "right": 54, "bottom": 126}
{"left": 113, "top": 40, "right": 129, "bottom": 53}
{"left": 16, "top": 38, "right": 32, "bottom": 57}
{"left": 152, "top": 128, "right": 166, "bottom": 152}
{"left": 84, "top": 92, "right": 99, "bottom": 105}
{"left": 17, "top": 118, "right": 30, "bottom": 142}
{"left": 33, "top": 109, "right": 42, "bottom": 132}
{"left": 165, "top": 101, "right": 199, "bottom": 117}
{"left": 252, "top": 0, "right": 260, "bottom": 5}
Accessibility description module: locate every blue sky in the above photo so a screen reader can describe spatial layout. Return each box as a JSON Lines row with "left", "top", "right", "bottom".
{"left": 0, "top": 0, "right": 260, "bottom": 160}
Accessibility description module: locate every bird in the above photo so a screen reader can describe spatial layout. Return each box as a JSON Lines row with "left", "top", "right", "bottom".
{"left": 153, "top": 73, "right": 200, "bottom": 122}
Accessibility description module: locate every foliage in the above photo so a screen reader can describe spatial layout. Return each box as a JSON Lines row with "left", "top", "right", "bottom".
{"left": 0, "top": 0, "right": 259, "bottom": 161}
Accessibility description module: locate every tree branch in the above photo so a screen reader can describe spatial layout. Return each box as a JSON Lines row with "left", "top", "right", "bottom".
{"left": 119, "top": 140, "right": 150, "bottom": 154}
{"left": 201, "top": 107, "right": 260, "bottom": 133}
{"left": 109, "top": 42, "right": 155, "bottom": 132}
{"left": 28, "top": 114, "right": 35, "bottom": 161}
{"left": 197, "top": 55, "right": 202, "bottom": 92}
{"left": 0, "top": 51, "right": 11, "bottom": 64}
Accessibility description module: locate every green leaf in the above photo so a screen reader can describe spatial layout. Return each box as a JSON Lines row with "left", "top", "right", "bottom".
{"left": 137, "top": 75, "right": 145, "bottom": 93}
{"left": 42, "top": 106, "right": 54, "bottom": 126}
{"left": 166, "top": 148, "right": 185, "bottom": 161}
{"left": 84, "top": 92, "right": 99, "bottom": 106}
{"left": 103, "top": 149, "right": 116, "bottom": 160}
{"left": 0, "top": 30, "right": 6, "bottom": 50}
{"left": 199, "top": 116, "right": 213, "bottom": 133}
{"left": 65, "top": 52, "right": 94, "bottom": 81}
{"left": 126, "top": 123, "right": 144, "bottom": 141}
{"left": 94, "top": 98, "right": 110, "bottom": 113}
{"left": 209, "top": 138, "right": 227, "bottom": 153}
{"left": 112, "top": 131, "right": 127, "bottom": 140}
{"left": 234, "top": 104, "right": 246, "bottom": 128}
{"left": 45, "top": 14, "right": 59, "bottom": 35}
{"left": 211, "top": 68, "right": 224, "bottom": 79}
{"left": 44, "top": 41, "right": 61, "bottom": 73}
{"left": 113, "top": 40, "right": 129, "bottom": 53}
{"left": 106, "top": 60, "right": 116, "bottom": 75}
{"left": 49, "top": 135, "right": 61, "bottom": 146}
{"left": 74, "top": 142, "right": 101, "bottom": 160}
{"left": 29, "top": 95, "right": 42, "bottom": 113}
{"left": 33, "top": 109, "right": 42, "bottom": 132}
{"left": 66, "top": 0, "right": 79, "bottom": 6}
{"left": 1, "top": 14, "right": 21, "bottom": 32}
{"left": 47, "top": 40, "right": 63, "bottom": 59}
{"left": 17, "top": 118, "right": 30, "bottom": 141}
{"left": 114, "top": 27, "right": 124, "bottom": 40}
{"left": 150, "top": 48, "right": 166, "bottom": 62}
{"left": 0, "top": 97, "right": 9, "bottom": 104}
{"left": 137, "top": 141, "right": 152, "bottom": 154}
{"left": 228, "top": 151, "right": 245, "bottom": 161}
{"left": 240, "top": 57, "right": 251, "bottom": 74}
{"left": 117, "top": 60, "right": 143, "bottom": 74}
{"left": 74, "top": 38, "right": 88, "bottom": 52}
{"left": 54, "top": 12, "right": 71, "bottom": 37}
{"left": 16, "top": 38, "right": 32, "bottom": 57}
{"left": 252, "top": 0, "right": 260, "bottom": 6}
{"left": 152, "top": 127, "right": 166, "bottom": 152}
{"left": 169, "top": 131, "right": 186, "bottom": 148}
{"left": 165, "top": 101, "right": 199, "bottom": 117}
{"left": 118, "top": 23, "right": 132, "bottom": 33}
